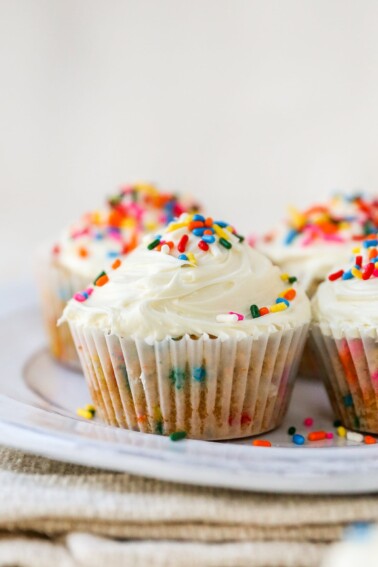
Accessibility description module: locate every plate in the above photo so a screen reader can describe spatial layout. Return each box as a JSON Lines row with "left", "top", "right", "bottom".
{"left": 1, "top": 286, "right": 378, "bottom": 494}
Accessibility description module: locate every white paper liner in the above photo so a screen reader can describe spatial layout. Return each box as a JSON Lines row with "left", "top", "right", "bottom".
{"left": 69, "top": 322, "right": 309, "bottom": 440}
{"left": 311, "top": 323, "right": 378, "bottom": 434}
{"left": 36, "top": 247, "right": 88, "bottom": 370}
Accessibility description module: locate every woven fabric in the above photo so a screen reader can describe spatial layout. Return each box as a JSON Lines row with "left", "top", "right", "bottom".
{"left": 0, "top": 446, "right": 376, "bottom": 566}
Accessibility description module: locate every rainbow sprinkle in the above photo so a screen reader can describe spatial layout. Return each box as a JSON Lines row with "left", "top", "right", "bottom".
{"left": 328, "top": 234, "right": 378, "bottom": 283}
{"left": 263, "top": 194, "right": 378, "bottom": 248}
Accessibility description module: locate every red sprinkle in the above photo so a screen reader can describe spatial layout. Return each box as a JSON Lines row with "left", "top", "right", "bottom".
{"left": 303, "top": 417, "right": 313, "bottom": 427}
{"left": 198, "top": 240, "right": 209, "bottom": 251}
{"left": 364, "top": 435, "right": 377, "bottom": 445}
{"left": 328, "top": 269, "right": 344, "bottom": 281}
{"left": 355, "top": 255, "right": 363, "bottom": 267}
{"left": 325, "top": 432, "right": 334, "bottom": 440}
{"left": 362, "top": 262, "right": 375, "bottom": 280}
{"left": 178, "top": 234, "right": 189, "bottom": 253}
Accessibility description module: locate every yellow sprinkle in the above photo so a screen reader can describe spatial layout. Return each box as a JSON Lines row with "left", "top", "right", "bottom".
{"left": 280, "top": 273, "right": 289, "bottom": 282}
{"left": 351, "top": 267, "right": 362, "bottom": 279}
{"left": 77, "top": 408, "right": 94, "bottom": 420}
{"left": 91, "top": 211, "right": 103, "bottom": 225}
{"left": 270, "top": 303, "right": 288, "bottom": 313}
{"left": 166, "top": 221, "right": 188, "bottom": 232}
{"left": 337, "top": 426, "right": 346, "bottom": 438}
{"left": 287, "top": 206, "right": 306, "bottom": 230}
{"left": 85, "top": 404, "right": 96, "bottom": 413}
{"left": 121, "top": 217, "right": 137, "bottom": 229}
{"left": 186, "top": 252, "right": 196, "bottom": 264}
{"left": 339, "top": 222, "right": 350, "bottom": 231}
{"left": 134, "top": 182, "right": 158, "bottom": 196}
{"left": 352, "top": 247, "right": 361, "bottom": 254}
{"left": 375, "top": 262, "right": 378, "bottom": 269}
{"left": 226, "top": 225, "right": 234, "bottom": 232}
{"left": 145, "top": 221, "right": 158, "bottom": 231}
{"left": 213, "top": 224, "right": 230, "bottom": 240}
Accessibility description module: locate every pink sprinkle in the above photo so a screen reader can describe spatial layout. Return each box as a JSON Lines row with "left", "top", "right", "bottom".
{"left": 373, "top": 269, "right": 378, "bottom": 278}
{"left": 303, "top": 417, "right": 313, "bottom": 427}
{"left": 228, "top": 311, "right": 244, "bottom": 321}
{"left": 371, "top": 371, "right": 378, "bottom": 382}
{"left": 323, "top": 234, "right": 345, "bottom": 243}
{"left": 73, "top": 293, "right": 86, "bottom": 302}
{"left": 326, "top": 432, "right": 334, "bottom": 440}
{"left": 86, "top": 287, "right": 94, "bottom": 296}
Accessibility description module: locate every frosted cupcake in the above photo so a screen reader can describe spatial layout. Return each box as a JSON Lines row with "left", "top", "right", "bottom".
{"left": 256, "top": 193, "right": 378, "bottom": 297}
{"left": 38, "top": 183, "right": 200, "bottom": 369}
{"left": 62, "top": 213, "right": 310, "bottom": 440}
{"left": 311, "top": 235, "right": 378, "bottom": 433}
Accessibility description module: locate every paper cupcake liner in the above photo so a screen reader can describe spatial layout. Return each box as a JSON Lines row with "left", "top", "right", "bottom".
{"left": 36, "top": 248, "right": 88, "bottom": 370}
{"left": 69, "top": 323, "right": 309, "bottom": 440}
{"left": 298, "top": 339, "right": 320, "bottom": 379}
{"left": 311, "top": 324, "right": 378, "bottom": 434}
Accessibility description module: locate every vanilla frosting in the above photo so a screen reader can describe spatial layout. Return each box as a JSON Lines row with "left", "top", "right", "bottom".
{"left": 52, "top": 183, "right": 200, "bottom": 280}
{"left": 62, "top": 214, "right": 311, "bottom": 341}
{"left": 312, "top": 236, "right": 378, "bottom": 332}
{"left": 256, "top": 194, "right": 378, "bottom": 293}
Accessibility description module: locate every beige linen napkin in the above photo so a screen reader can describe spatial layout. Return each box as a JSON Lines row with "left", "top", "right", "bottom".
{"left": 0, "top": 446, "right": 377, "bottom": 567}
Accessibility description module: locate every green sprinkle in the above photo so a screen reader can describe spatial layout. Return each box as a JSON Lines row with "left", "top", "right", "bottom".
{"left": 170, "top": 431, "right": 187, "bottom": 441}
{"left": 108, "top": 194, "right": 122, "bottom": 207}
{"left": 93, "top": 270, "right": 106, "bottom": 284}
{"left": 288, "top": 276, "right": 297, "bottom": 284}
{"left": 234, "top": 233, "right": 245, "bottom": 242}
{"left": 288, "top": 426, "right": 296, "bottom": 435}
{"left": 333, "top": 419, "right": 342, "bottom": 428}
{"left": 147, "top": 238, "right": 161, "bottom": 250}
{"left": 250, "top": 304, "right": 260, "bottom": 319}
{"left": 219, "top": 237, "right": 232, "bottom": 249}
{"left": 354, "top": 416, "right": 360, "bottom": 429}
{"left": 156, "top": 421, "right": 163, "bottom": 435}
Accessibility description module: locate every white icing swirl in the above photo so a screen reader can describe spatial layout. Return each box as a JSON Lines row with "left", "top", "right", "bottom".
{"left": 62, "top": 215, "right": 311, "bottom": 340}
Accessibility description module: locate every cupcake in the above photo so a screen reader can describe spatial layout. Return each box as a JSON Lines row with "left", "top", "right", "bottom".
{"left": 62, "top": 213, "right": 310, "bottom": 440}
{"left": 37, "top": 183, "right": 200, "bottom": 369}
{"left": 311, "top": 235, "right": 378, "bottom": 434}
{"left": 256, "top": 193, "right": 378, "bottom": 379}
{"left": 256, "top": 193, "right": 378, "bottom": 297}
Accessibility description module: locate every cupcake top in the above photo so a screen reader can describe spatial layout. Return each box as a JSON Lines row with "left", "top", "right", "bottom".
{"left": 256, "top": 193, "right": 378, "bottom": 293}
{"left": 51, "top": 183, "right": 200, "bottom": 280}
{"left": 62, "top": 213, "right": 311, "bottom": 340}
{"left": 312, "top": 235, "right": 378, "bottom": 329}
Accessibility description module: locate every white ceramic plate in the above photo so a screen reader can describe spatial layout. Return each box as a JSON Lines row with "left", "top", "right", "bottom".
{"left": 1, "top": 286, "right": 378, "bottom": 494}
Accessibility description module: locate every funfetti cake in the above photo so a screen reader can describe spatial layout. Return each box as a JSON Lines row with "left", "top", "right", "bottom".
{"left": 62, "top": 213, "right": 311, "bottom": 440}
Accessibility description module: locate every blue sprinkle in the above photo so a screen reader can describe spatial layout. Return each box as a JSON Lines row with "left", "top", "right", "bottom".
{"left": 343, "top": 393, "right": 353, "bottom": 407}
{"left": 178, "top": 254, "right": 188, "bottom": 261}
{"left": 202, "top": 235, "right": 216, "bottom": 244}
{"left": 284, "top": 229, "right": 298, "bottom": 245}
{"left": 214, "top": 221, "right": 228, "bottom": 228}
{"left": 193, "top": 367, "right": 206, "bottom": 382}
{"left": 192, "top": 228, "right": 205, "bottom": 236}
{"left": 344, "top": 522, "right": 375, "bottom": 542}
{"left": 342, "top": 270, "right": 353, "bottom": 280}
{"left": 292, "top": 434, "right": 305, "bottom": 445}
{"left": 94, "top": 232, "right": 104, "bottom": 240}
{"left": 370, "top": 256, "right": 378, "bottom": 263}
{"left": 363, "top": 239, "right": 378, "bottom": 248}
{"left": 82, "top": 291, "right": 89, "bottom": 299}
{"left": 276, "top": 297, "right": 290, "bottom": 307}
{"left": 107, "top": 251, "right": 119, "bottom": 258}
{"left": 193, "top": 214, "right": 205, "bottom": 222}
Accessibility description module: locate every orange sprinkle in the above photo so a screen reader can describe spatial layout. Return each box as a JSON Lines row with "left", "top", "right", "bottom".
{"left": 259, "top": 307, "right": 269, "bottom": 316}
{"left": 166, "top": 241, "right": 174, "bottom": 250}
{"left": 204, "top": 217, "right": 213, "bottom": 227}
{"left": 78, "top": 246, "right": 88, "bottom": 258}
{"left": 252, "top": 439, "right": 271, "bottom": 447}
{"left": 308, "top": 431, "right": 327, "bottom": 442}
{"left": 364, "top": 435, "right": 377, "bottom": 445}
{"left": 284, "top": 289, "right": 296, "bottom": 301}
{"left": 112, "top": 259, "right": 121, "bottom": 270}
{"left": 95, "top": 274, "right": 109, "bottom": 287}
{"left": 137, "top": 415, "right": 147, "bottom": 423}
{"left": 108, "top": 209, "right": 123, "bottom": 228}
{"left": 189, "top": 220, "right": 204, "bottom": 230}
{"left": 204, "top": 229, "right": 213, "bottom": 235}
{"left": 369, "top": 248, "right": 378, "bottom": 260}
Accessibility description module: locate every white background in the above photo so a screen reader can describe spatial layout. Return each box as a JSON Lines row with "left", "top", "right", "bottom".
{"left": 1, "top": 0, "right": 378, "bottom": 282}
